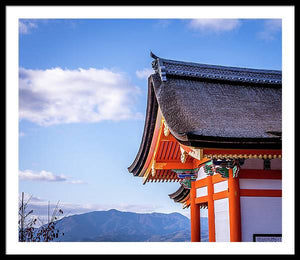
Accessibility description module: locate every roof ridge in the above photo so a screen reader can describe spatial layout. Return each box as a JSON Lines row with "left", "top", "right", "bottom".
{"left": 150, "top": 52, "right": 282, "bottom": 84}
{"left": 159, "top": 57, "right": 281, "bottom": 74}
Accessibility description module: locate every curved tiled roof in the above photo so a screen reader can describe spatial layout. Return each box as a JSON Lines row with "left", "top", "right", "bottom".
{"left": 128, "top": 76, "right": 159, "bottom": 176}
{"left": 168, "top": 184, "right": 190, "bottom": 203}
{"left": 151, "top": 53, "right": 282, "bottom": 148}
{"left": 154, "top": 77, "right": 282, "bottom": 147}
{"left": 128, "top": 53, "right": 282, "bottom": 176}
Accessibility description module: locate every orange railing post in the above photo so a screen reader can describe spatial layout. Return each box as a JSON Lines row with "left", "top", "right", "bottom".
{"left": 207, "top": 175, "right": 216, "bottom": 242}
{"left": 228, "top": 168, "right": 242, "bottom": 242}
{"left": 190, "top": 181, "right": 201, "bottom": 242}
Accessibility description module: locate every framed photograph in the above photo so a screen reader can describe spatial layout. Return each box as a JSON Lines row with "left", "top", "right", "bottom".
{"left": 253, "top": 234, "right": 282, "bottom": 242}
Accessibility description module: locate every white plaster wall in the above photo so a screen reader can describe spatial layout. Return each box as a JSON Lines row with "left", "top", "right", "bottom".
{"left": 271, "top": 159, "right": 282, "bottom": 170}
{"left": 241, "top": 159, "right": 263, "bottom": 169}
{"left": 196, "top": 186, "right": 207, "bottom": 197}
{"left": 214, "top": 180, "right": 228, "bottom": 193}
{"left": 214, "top": 198, "right": 230, "bottom": 242}
{"left": 241, "top": 158, "right": 282, "bottom": 170}
{"left": 239, "top": 179, "right": 282, "bottom": 190}
{"left": 240, "top": 197, "right": 282, "bottom": 242}
{"left": 197, "top": 167, "right": 206, "bottom": 180}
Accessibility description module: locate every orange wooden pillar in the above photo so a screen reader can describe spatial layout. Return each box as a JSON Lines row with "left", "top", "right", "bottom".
{"left": 190, "top": 181, "right": 200, "bottom": 242}
{"left": 207, "top": 175, "right": 216, "bottom": 242}
{"left": 228, "top": 168, "right": 242, "bottom": 242}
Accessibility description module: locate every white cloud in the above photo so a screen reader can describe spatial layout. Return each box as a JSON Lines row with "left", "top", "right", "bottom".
{"left": 19, "top": 67, "right": 142, "bottom": 126}
{"left": 68, "top": 180, "right": 85, "bottom": 184}
{"left": 19, "top": 192, "right": 44, "bottom": 203}
{"left": 18, "top": 192, "right": 163, "bottom": 227}
{"left": 136, "top": 68, "right": 153, "bottom": 79}
{"left": 19, "top": 20, "right": 37, "bottom": 34}
{"left": 19, "top": 193, "right": 161, "bottom": 216}
{"left": 257, "top": 19, "right": 282, "bottom": 41}
{"left": 187, "top": 19, "right": 241, "bottom": 33}
{"left": 19, "top": 169, "right": 67, "bottom": 182}
{"left": 19, "top": 169, "right": 85, "bottom": 184}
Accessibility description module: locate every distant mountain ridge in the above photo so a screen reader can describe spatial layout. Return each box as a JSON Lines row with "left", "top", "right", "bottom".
{"left": 53, "top": 209, "right": 208, "bottom": 242}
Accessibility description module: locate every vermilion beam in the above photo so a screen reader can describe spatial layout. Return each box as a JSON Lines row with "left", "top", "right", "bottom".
{"left": 239, "top": 169, "right": 282, "bottom": 179}
{"left": 154, "top": 162, "right": 195, "bottom": 170}
{"left": 195, "top": 178, "right": 207, "bottom": 189}
{"left": 195, "top": 196, "right": 208, "bottom": 204}
{"left": 240, "top": 189, "right": 282, "bottom": 197}
{"left": 213, "top": 190, "right": 228, "bottom": 200}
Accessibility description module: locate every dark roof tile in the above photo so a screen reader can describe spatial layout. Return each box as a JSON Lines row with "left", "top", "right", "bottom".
{"left": 128, "top": 54, "right": 282, "bottom": 175}
{"left": 154, "top": 76, "right": 281, "bottom": 147}
{"left": 151, "top": 53, "right": 281, "bottom": 85}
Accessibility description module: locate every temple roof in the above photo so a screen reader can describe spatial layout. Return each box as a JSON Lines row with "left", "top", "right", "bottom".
{"left": 150, "top": 51, "right": 282, "bottom": 85}
{"left": 151, "top": 53, "right": 282, "bottom": 147}
{"left": 168, "top": 184, "right": 190, "bottom": 203}
{"left": 128, "top": 53, "right": 282, "bottom": 176}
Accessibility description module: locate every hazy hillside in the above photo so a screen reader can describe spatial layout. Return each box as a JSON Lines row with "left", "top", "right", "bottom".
{"left": 52, "top": 209, "right": 208, "bottom": 242}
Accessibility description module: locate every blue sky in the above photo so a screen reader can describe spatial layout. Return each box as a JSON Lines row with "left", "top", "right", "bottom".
{"left": 18, "top": 18, "right": 282, "bottom": 221}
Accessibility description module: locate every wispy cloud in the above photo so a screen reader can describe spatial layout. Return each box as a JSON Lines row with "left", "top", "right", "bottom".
{"left": 68, "top": 180, "right": 85, "bottom": 184}
{"left": 19, "top": 169, "right": 85, "bottom": 184}
{"left": 19, "top": 192, "right": 64, "bottom": 226}
{"left": 19, "top": 192, "right": 44, "bottom": 203}
{"left": 257, "top": 19, "right": 282, "bottom": 41}
{"left": 136, "top": 68, "right": 153, "bottom": 79}
{"left": 18, "top": 192, "right": 164, "bottom": 226}
{"left": 187, "top": 19, "right": 241, "bottom": 34}
{"left": 19, "top": 67, "right": 142, "bottom": 126}
{"left": 19, "top": 19, "right": 82, "bottom": 35}
{"left": 19, "top": 20, "right": 37, "bottom": 34}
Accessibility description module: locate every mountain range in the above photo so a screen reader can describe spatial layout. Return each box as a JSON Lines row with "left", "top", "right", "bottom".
{"left": 52, "top": 209, "right": 208, "bottom": 242}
